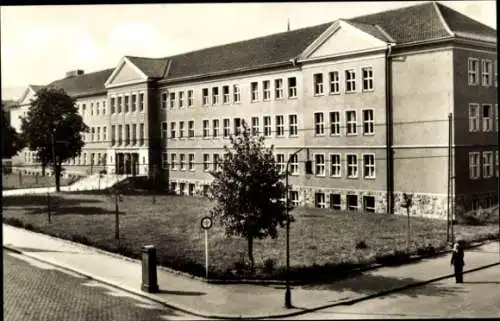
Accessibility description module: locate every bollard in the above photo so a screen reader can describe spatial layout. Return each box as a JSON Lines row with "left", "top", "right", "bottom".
{"left": 141, "top": 245, "right": 159, "bottom": 293}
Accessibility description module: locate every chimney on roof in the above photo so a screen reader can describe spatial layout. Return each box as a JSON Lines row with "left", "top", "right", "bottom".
{"left": 65, "top": 69, "right": 84, "bottom": 78}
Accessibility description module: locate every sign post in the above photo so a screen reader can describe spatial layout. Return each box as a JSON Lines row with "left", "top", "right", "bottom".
{"left": 200, "top": 216, "right": 213, "bottom": 279}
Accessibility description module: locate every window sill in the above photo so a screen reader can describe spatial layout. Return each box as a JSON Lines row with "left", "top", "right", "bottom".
{"left": 362, "top": 89, "right": 374, "bottom": 93}
{"left": 363, "top": 133, "right": 375, "bottom": 136}
{"left": 330, "top": 175, "right": 342, "bottom": 178}
{"left": 313, "top": 93, "right": 325, "bottom": 97}
{"left": 345, "top": 91, "right": 356, "bottom": 94}
{"left": 330, "top": 134, "right": 341, "bottom": 137}
{"left": 346, "top": 176, "right": 359, "bottom": 179}
{"left": 288, "top": 96, "right": 298, "bottom": 100}
{"left": 346, "top": 133, "right": 358, "bottom": 136}
{"left": 364, "top": 176, "right": 376, "bottom": 180}
{"left": 329, "top": 92, "right": 340, "bottom": 96}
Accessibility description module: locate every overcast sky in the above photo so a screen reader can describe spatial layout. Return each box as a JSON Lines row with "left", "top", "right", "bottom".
{"left": 1, "top": 1, "right": 497, "bottom": 99}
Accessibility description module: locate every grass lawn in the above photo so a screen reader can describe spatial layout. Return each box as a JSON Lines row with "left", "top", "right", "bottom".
{"left": 2, "top": 173, "right": 73, "bottom": 190}
{"left": 2, "top": 193, "right": 498, "bottom": 280}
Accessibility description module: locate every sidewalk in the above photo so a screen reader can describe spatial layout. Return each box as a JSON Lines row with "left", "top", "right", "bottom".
{"left": 3, "top": 224, "right": 500, "bottom": 319}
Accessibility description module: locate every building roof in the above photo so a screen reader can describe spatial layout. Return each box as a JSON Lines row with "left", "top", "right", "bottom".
{"left": 125, "top": 56, "right": 170, "bottom": 78}
{"left": 48, "top": 68, "right": 114, "bottom": 97}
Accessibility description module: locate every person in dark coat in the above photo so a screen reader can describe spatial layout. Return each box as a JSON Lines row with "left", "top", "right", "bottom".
{"left": 450, "top": 242, "right": 465, "bottom": 283}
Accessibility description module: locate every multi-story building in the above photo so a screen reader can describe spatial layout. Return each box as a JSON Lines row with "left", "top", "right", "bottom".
{"left": 9, "top": 2, "right": 498, "bottom": 217}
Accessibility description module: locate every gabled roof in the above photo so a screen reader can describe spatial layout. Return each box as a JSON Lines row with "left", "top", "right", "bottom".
{"left": 48, "top": 68, "right": 114, "bottom": 97}
{"left": 29, "top": 85, "right": 45, "bottom": 92}
{"left": 125, "top": 56, "right": 170, "bottom": 78}
{"left": 162, "top": 22, "right": 332, "bottom": 81}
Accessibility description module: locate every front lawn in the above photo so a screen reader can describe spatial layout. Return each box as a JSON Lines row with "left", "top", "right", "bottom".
{"left": 2, "top": 173, "right": 73, "bottom": 190}
{"left": 2, "top": 193, "right": 498, "bottom": 281}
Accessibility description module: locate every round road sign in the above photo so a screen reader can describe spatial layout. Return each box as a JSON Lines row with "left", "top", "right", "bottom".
{"left": 201, "top": 216, "right": 213, "bottom": 230}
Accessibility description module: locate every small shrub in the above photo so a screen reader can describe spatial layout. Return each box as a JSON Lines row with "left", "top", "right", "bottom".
{"left": 71, "top": 234, "right": 90, "bottom": 245}
{"left": 24, "top": 223, "right": 35, "bottom": 231}
{"left": 262, "top": 258, "right": 276, "bottom": 274}
{"left": 355, "top": 240, "right": 368, "bottom": 250}
{"left": 3, "top": 217, "right": 24, "bottom": 228}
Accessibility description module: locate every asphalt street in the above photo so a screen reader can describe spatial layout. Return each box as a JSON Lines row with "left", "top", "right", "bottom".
{"left": 280, "top": 264, "right": 500, "bottom": 319}
{"left": 3, "top": 251, "right": 203, "bottom": 321}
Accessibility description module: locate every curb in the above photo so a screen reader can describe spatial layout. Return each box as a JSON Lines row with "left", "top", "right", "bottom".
{"left": 4, "top": 242, "right": 500, "bottom": 320}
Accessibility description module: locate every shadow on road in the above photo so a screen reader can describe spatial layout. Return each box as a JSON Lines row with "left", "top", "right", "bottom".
{"left": 8, "top": 246, "right": 83, "bottom": 254}
{"left": 158, "top": 289, "right": 206, "bottom": 296}
{"left": 463, "top": 281, "right": 500, "bottom": 284}
{"left": 299, "top": 273, "right": 466, "bottom": 299}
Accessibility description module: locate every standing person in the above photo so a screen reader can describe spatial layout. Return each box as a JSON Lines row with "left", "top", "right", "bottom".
{"left": 450, "top": 241, "right": 465, "bottom": 283}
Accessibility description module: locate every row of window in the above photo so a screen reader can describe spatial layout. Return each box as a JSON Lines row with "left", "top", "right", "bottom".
{"left": 467, "top": 58, "right": 497, "bottom": 87}
{"left": 86, "top": 126, "right": 108, "bottom": 142}
{"left": 468, "top": 103, "right": 498, "bottom": 132}
{"left": 311, "top": 192, "right": 375, "bottom": 212}
{"left": 314, "top": 110, "right": 374, "bottom": 135}
{"left": 109, "top": 93, "right": 146, "bottom": 114}
{"left": 76, "top": 100, "right": 107, "bottom": 117}
{"left": 110, "top": 123, "right": 145, "bottom": 146}
{"left": 468, "top": 150, "right": 499, "bottom": 179}
{"left": 313, "top": 67, "right": 374, "bottom": 95}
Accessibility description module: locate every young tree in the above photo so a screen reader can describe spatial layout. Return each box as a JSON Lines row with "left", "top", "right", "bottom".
{"left": 1, "top": 106, "right": 25, "bottom": 159}
{"left": 209, "top": 121, "right": 292, "bottom": 270}
{"left": 21, "top": 87, "right": 88, "bottom": 191}
{"left": 401, "top": 193, "right": 414, "bottom": 251}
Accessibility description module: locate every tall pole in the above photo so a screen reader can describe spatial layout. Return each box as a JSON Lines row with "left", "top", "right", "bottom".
{"left": 284, "top": 147, "right": 303, "bottom": 309}
{"left": 447, "top": 113, "right": 452, "bottom": 242}
{"left": 449, "top": 113, "right": 454, "bottom": 243}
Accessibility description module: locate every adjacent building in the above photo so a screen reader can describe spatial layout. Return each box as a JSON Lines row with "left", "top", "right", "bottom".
{"left": 9, "top": 2, "right": 498, "bottom": 218}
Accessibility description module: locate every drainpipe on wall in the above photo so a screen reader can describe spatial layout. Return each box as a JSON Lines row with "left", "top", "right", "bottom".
{"left": 385, "top": 43, "right": 395, "bottom": 214}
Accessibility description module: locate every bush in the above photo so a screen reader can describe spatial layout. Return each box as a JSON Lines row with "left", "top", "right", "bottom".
{"left": 355, "top": 240, "right": 368, "bottom": 250}
{"left": 71, "top": 234, "right": 90, "bottom": 245}
{"left": 3, "top": 217, "right": 24, "bottom": 228}
{"left": 262, "top": 258, "right": 276, "bottom": 274}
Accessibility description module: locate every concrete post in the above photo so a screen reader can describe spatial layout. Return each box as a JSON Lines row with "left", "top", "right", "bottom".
{"left": 141, "top": 245, "right": 159, "bottom": 293}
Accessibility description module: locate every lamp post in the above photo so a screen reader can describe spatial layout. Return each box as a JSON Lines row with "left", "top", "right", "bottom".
{"left": 284, "top": 147, "right": 303, "bottom": 309}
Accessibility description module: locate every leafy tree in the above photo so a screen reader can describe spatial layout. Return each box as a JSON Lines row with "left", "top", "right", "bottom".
{"left": 21, "top": 87, "right": 88, "bottom": 191}
{"left": 209, "top": 121, "right": 293, "bottom": 270}
{"left": 1, "top": 104, "right": 25, "bottom": 159}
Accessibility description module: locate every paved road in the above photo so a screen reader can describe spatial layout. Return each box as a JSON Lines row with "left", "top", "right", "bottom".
{"left": 281, "top": 264, "right": 500, "bottom": 319}
{"left": 3, "top": 251, "right": 203, "bottom": 321}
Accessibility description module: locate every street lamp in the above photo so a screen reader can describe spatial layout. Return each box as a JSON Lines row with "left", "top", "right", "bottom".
{"left": 284, "top": 147, "right": 303, "bottom": 309}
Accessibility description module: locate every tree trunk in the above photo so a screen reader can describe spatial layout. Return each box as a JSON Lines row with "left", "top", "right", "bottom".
{"left": 407, "top": 207, "right": 410, "bottom": 251}
{"left": 42, "top": 165, "right": 46, "bottom": 176}
{"left": 247, "top": 236, "right": 254, "bottom": 270}
{"left": 55, "top": 163, "right": 61, "bottom": 192}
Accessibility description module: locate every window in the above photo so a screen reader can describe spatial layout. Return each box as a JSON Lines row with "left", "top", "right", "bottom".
{"left": 131, "top": 94, "right": 136, "bottom": 112}
{"left": 212, "top": 119, "right": 220, "bottom": 138}
{"left": 363, "top": 109, "right": 374, "bottom": 135}
{"left": 362, "top": 67, "right": 373, "bottom": 91}
{"left": 263, "top": 80, "right": 271, "bottom": 101}
{"left": 188, "top": 120, "right": 195, "bottom": 138}
{"left": 469, "top": 152, "right": 480, "bottom": 179}
{"left": 91, "top": 127, "right": 95, "bottom": 141}
{"left": 222, "top": 86, "right": 230, "bottom": 104}
{"left": 472, "top": 199, "right": 480, "bottom": 211}
{"left": 469, "top": 103, "right": 480, "bottom": 132}
{"left": 496, "top": 104, "right": 498, "bottom": 132}
{"left": 233, "top": 84, "right": 240, "bottom": 103}
{"left": 223, "top": 118, "right": 230, "bottom": 137}
{"left": 188, "top": 184, "right": 195, "bottom": 196}
{"left": 330, "top": 194, "right": 341, "bottom": 210}
{"left": 251, "top": 117, "right": 259, "bottom": 136}
{"left": 212, "top": 87, "right": 219, "bottom": 105}
{"left": 330, "top": 154, "right": 341, "bottom": 177}
{"left": 110, "top": 97, "right": 116, "bottom": 113}
{"left": 170, "top": 154, "right": 177, "bottom": 170}
{"left": 90, "top": 102, "right": 94, "bottom": 116}
{"left": 213, "top": 154, "right": 220, "bottom": 172}
{"left": 234, "top": 118, "right": 242, "bottom": 135}
{"left": 169, "top": 92, "right": 176, "bottom": 108}
{"left": 96, "top": 102, "right": 100, "bottom": 115}
{"left": 251, "top": 82, "right": 259, "bottom": 102}
{"left": 179, "top": 121, "right": 185, "bottom": 139}
{"left": 124, "top": 95, "right": 129, "bottom": 113}
{"left": 289, "top": 114, "right": 298, "bottom": 137}
{"left": 170, "top": 122, "right": 176, "bottom": 139}
{"left": 202, "top": 185, "right": 210, "bottom": 197}
{"left": 103, "top": 126, "right": 107, "bottom": 142}
{"left": 203, "top": 120, "right": 210, "bottom": 138}
{"left": 125, "top": 124, "right": 130, "bottom": 145}
{"left": 468, "top": 58, "right": 479, "bottom": 85}
{"left": 363, "top": 196, "right": 375, "bottom": 212}
{"left": 139, "top": 93, "right": 144, "bottom": 111}
{"left": 117, "top": 96, "right": 122, "bottom": 113}
{"left": 313, "top": 73, "right": 324, "bottom": 95}
{"left": 202, "top": 88, "right": 209, "bottom": 105}
{"left": 290, "top": 154, "right": 299, "bottom": 175}
{"left": 496, "top": 151, "right": 499, "bottom": 177}
{"left": 481, "top": 59, "right": 492, "bottom": 86}
{"left": 315, "top": 154, "right": 325, "bottom": 176}
{"left": 329, "top": 71, "right": 339, "bottom": 94}
{"left": 346, "top": 110, "right": 357, "bottom": 135}
{"left": 188, "top": 153, "right": 195, "bottom": 171}
{"left": 315, "top": 193, "right": 326, "bottom": 208}
{"left": 347, "top": 194, "right": 358, "bottom": 211}
{"left": 329, "top": 111, "right": 340, "bottom": 136}
{"left": 179, "top": 154, "right": 186, "bottom": 171}
{"left": 178, "top": 91, "right": 185, "bottom": 108}
{"left": 345, "top": 70, "right": 356, "bottom": 92}
{"left": 290, "top": 191, "right": 300, "bottom": 207}
{"left": 482, "top": 151, "right": 493, "bottom": 178}
{"left": 482, "top": 104, "right": 492, "bottom": 132}
{"left": 363, "top": 154, "right": 375, "bottom": 179}
{"left": 162, "top": 153, "right": 168, "bottom": 169}
{"left": 90, "top": 153, "right": 95, "bottom": 166}
{"left": 161, "top": 122, "right": 168, "bottom": 139}
{"left": 139, "top": 123, "right": 144, "bottom": 145}
{"left": 495, "top": 60, "right": 498, "bottom": 87}
{"left": 111, "top": 125, "right": 116, "bottom": 145}
{"left": 263, "top": 116, "right": 272, "bottom": 137}
{"left": 275, "top": 79, "right": 284, "bottom": 99}
{"left": 314, "top": 112, "right": 324, "bottom": 135}
{"left": 170, "top": 182, "right": 177, "bottom": 194}
{"left": 276, "top": 153, "right": 286, "bottom": 174}
{"left": 275, "top": 115, "right": 284, "bottom": 137}
{"left": 131, "top": 124, "right": 136, "bottom": 144}
{"left": 347, "top": 154, "right": 358, "bottom": 178}
{"left": 102, "top": 101, "right": 106, "bottom": 114}
{"left": 179, "top": 183, "right": 186, "bottom": 195}
{"left": 288, "top": 77, "right": 297, "bottom": 98}
{"left": 187, "top": 90, "right": 194, "bottom": 106}
{"left": 96, "top": 127, "right": 101, "bottom": 141}
{"left": 203, "top": 154, "right": 210, "bottom": 171}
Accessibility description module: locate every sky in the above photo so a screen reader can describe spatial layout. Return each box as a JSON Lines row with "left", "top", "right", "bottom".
{"left": 1, "top": 1, "right": 497, "bottom": 100}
